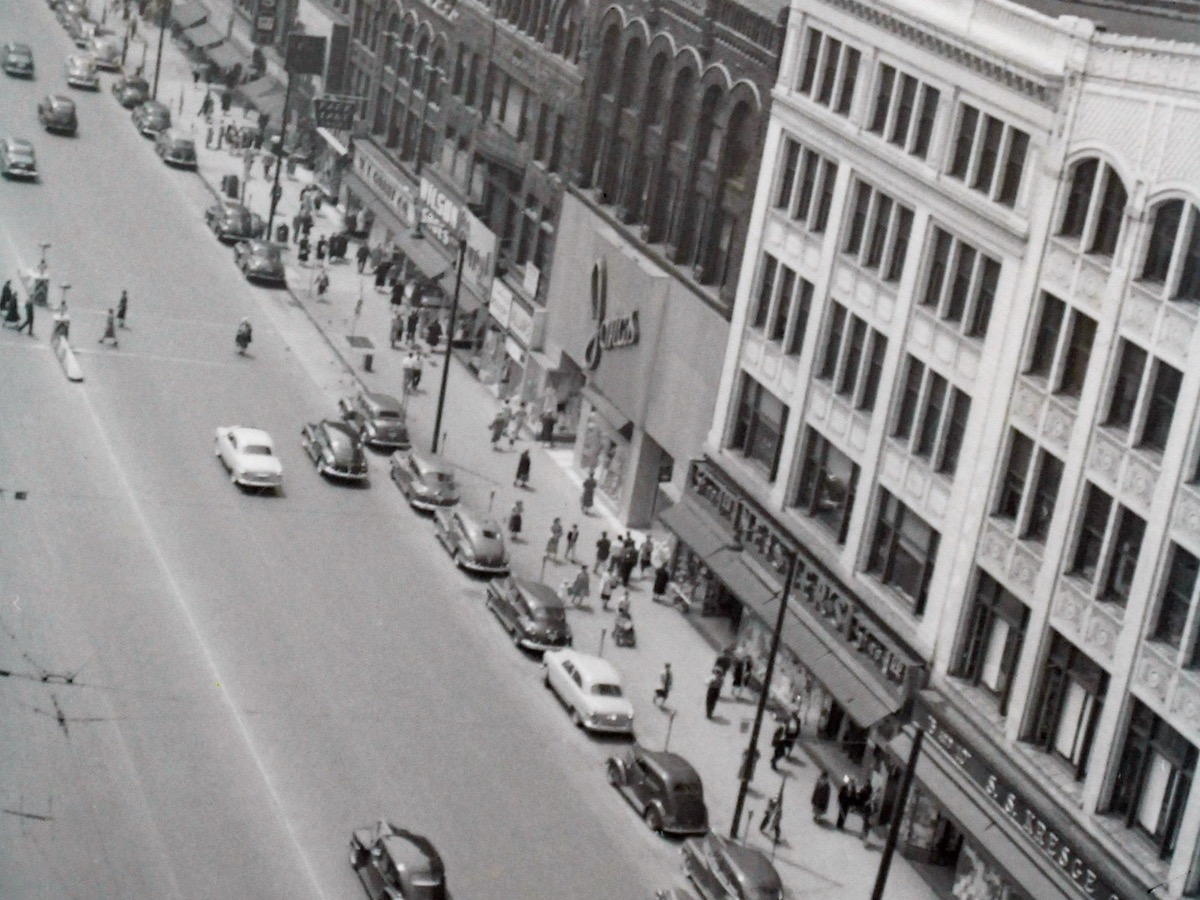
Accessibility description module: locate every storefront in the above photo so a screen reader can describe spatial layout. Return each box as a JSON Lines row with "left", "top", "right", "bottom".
{"left": 540, "top": 191, "right": 729, "bottom": 526}
{"left": 474, "top": 276, "right": 545, "bottom": 400}
{"left": 886, "top": 691, "right": 1148, "bottom": 900}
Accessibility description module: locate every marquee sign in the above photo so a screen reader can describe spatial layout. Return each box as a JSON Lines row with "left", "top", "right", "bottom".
{"left": 584, "top": 258, "right": 639, "bottom": 370}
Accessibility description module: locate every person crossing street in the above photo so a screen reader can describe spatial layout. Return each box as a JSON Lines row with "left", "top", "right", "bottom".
{"left": 116, "top": 290, "right": 128, "bottom": 328}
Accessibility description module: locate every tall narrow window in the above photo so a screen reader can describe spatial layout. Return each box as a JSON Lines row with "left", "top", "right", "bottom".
{"left": 1072, "top": 485, "right": 1113, "bottom": 582}
{"left": 795, "top": 429, "right": 860, "bottom": 544}
{"left": 995, "top": 431, "right": 1034, "bottom": 519}
{"left": 1153, "top": 545, "right": 1199, "bottom": 650}
{"left": 1102, "top": 509, "right": 1146, "bottom": 607}
{"left": 1140, "top": 363, "right": 1182, "bottom": 452}
{"left": 1026, "top": 633, "right": 1107, "bottom": 780}
{"left": 1023, "top": 452, "right": 1063, "bottom": 543}
{"left": 953, "top": 571, "right": 1028, "bottom": 714}
{"left": 867, "top": 490, "right": 939, "bottom": 615}
{"left": 1106, "top": 341, "right": 1148, "bottom": 431}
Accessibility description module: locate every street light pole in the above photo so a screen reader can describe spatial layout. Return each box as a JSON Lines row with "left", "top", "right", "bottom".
{"left": 151, "top": 0, "right": 171, "bottom": 100}
{"left": 266, "top": 68, "right": 296, "bottom": 238}
{"left": 870, "top": 727, "right": 924, "bottom": 900}
{"left": 730, "top": 552, "right": 799, "bottom": 839}
{"left": 431, "top": 235, "right": 467, "bottom": 454}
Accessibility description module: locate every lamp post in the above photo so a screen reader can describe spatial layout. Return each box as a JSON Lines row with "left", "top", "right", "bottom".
{"left": 730, "top": 551, "right": 799, "bottom": 839}
{"left": 870, "top": 726, "right": 924, "bottom": 900}
{"left": 265, "top": 66, "right": 296, "bottom": 238}
{"left": 430, "top": 234, "right": 467, "bottom": 454}
{"left": 151, "top": 0, "right": 171, "bottom": 100}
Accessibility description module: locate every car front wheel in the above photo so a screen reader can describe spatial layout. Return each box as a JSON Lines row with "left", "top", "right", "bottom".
{"left": 606, "top": 761, "right": 622, "bottom": 786}
{"left": 643, "top": 806, "right": 663, "bottom": 834}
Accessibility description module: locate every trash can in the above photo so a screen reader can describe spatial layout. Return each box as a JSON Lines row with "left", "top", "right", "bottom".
{"left": 222, "top": 173, "right": 239, "bottom": 199}
{"left": 363, "top": 352, "right": 374, "bottom": 372}
{"left": 276, "top": 223, "right": 289, "bottom": 244}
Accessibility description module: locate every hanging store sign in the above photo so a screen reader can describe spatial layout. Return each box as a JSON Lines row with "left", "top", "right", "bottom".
{"left": 354, "top": 146, "right": 415, "bottom": 229}
{"left": 418, "top": 177, "right": 496, "bottom": 296}
{"left": 584, "top": 257, "right": 639, "bottom": 370}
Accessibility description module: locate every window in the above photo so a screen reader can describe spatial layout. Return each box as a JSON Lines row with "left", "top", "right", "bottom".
{"left": 995, "top": 431, "right": 1034, "bottom": 520}
{"left": 750, "top": 253, "right": 813, "bottom": 356}
{"left": 843, "top": 179, "right": 914, "bottom": 282}
{"left": 920, "top": 226, "right": 1000, "bottom": 338}
{"left": 992, "top": 429, "right": 1063, "bottom": 543}
{"left": 1059, "top": 158, "right": 1128, "bottom": 257}
{"left": 1024, "top": 293, "right": 1096, "bottom": 400}
{"left": 953, "top": 570, "right": 1028, "bottom": 714}
{"left": 947, "top": 103, "right": 1030, "bottom": 207}
{"left": 1070, "top": 483, "right": 1145, "bottom": 607}
{"left": 1102, "top": 509, "right": 1145, "bottom": 606}
{"left": 1111, "top": 700, "right": 1197, "bottom": 860}
{"left": 1106, "top": 341, "right": 1183, "bottom": 452}
{"left": 867, "top": 490, "right": 939, "bottom": 614}
{"left": 867, "top": 64, "right": 940, "bottom": 159}
{"left": 817, "top": 303, "right": 887, "bottom": 411}
{"left": 548, "top": 115, "right": 565, "bottom": 173}
{"left": 1140, "top": 200, "right": 1200, "bottom": 303}
{"left": 774, "top": 137, "right": 838, "bottom": 234}
{"left": 795, "top": 27, "right": 860, "bottom": 116}
{"left": 1071, "top": 484, "right": 1113, "bottom": 583}
{"left": 1142, "top": 363, "right": 1183, "bottom": 452}
{"left": 1026, "top": 633, "right": 1108, "bottom": 780}
{"left": 890, "top": 356, "right": 972, "bottom": 476}
{"left": 794, "top": 428, "right": 859, "bottom": 544}
{"left": 1023, "top": 452, "right": 1063, "bottom": 543}
{"left": 1152, "top": 544, "right": 1199, "bottom": 650}
{"left": 729, "top": 375, "right": 789, "bottom": 481}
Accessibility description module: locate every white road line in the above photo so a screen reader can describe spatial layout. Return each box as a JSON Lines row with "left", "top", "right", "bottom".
{"left": 74, "top": 388, "right": 327, "bottom": 900}
{"left": 70, "top": 347, "right": 281, "bottom": 369}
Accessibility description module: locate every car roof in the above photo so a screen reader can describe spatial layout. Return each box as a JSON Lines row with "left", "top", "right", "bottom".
{"left": 7, "top": 43, "right": 32, "bottom": 53}
{"left": 513, "top": 578, "right": 564, "bottom": 610}
{"left": 379, "top": 828, "right": 445, "bottom": 880}
{"left": 46, "top": 94, "right": 75, "bottom": 108}
{"left": 229, "top": 426, "right": 273, "bottom": 445}
{"left": 409, "top": 450, "right": 452, "bottom": 476}
{"left": 555, "top": 650, "right": 620, "bottom": 683}
{"left": 634, "top": 747, "right": 703, "bottom": 786}
{"left": 701, "top": 834, "right": 782, "bottom": 889}
{"left": 6, "top": 138, "right": 34, "bottom": 152}
{"left": 321, "top": 419, "right": 358, "bottom": 442}
{"left": 362, "top": 392, "right": 403, "bottom": 414}
{"left": 141, "top": 100, "right": 169, "bottom": 112}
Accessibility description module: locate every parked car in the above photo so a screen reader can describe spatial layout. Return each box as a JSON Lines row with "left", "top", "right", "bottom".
{"left": 485, "top": 576, "right": 572, "bottom": 652}
{"left": 433, "top": 507, "right": 508, "bottom": 575}
{"left": 606, "top": 746, "right": 709, "bottom": 836}
{"left": 37, "top": 95, "right": 77, "bottom": 135}
{"left": 205, "top": 200, "right": 260, "bottom": 243}
{"left": 301, "top": 420, "right": 369, "bottom": 481}
{"left": 2, "top": 43, "right": 34, "bottom": 77}
{"left": 0, "top": 138, "right": 38, "bottom": 180}
{"left": 213, "top": 426, "right": 283, "bottom": 492}
{"left": 338, "top": 390, "right": 410, "bottom": 450}
{"left": 389, "top": 449, "right": 458, "bottom": 511}
{"left": 112, "top": 74, "right": 150, "bottom": 108}
{"left": 681, "top": 833, "right": 783, "bottom": 900}
{"left": 132, "top": 100, "right": 171, "bottom": 137}
{"left": 233, "top": 240, "right": 286, "bottom": 285}
{"left": 90, "top": 35, "right": 121, "bottom": 70}
{"left": 542, "top": 649, "right": 634, "bottom": 736}
{"left": 67, "top": 15, "right": 101, "bottom": 48}
{"left": 349, "top": 820, "right": 448, "bottom": 900}
{"left": 154, "top": 129, "right": 197, "bottom": 168}
{"left": 63, "top": 53, "right": 98, "bottom": 89}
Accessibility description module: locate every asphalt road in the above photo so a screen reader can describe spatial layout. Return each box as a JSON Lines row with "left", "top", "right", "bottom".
{"left": 0, "top": 6, "right": 673, "bottom": 898}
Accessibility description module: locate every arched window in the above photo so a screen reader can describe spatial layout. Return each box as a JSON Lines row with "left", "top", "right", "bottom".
{"left": 429, "top": 44, "right": 447, "bottom": 104}
{"left": 413, "top": 33, "right": 430, "bottom": 92}
{"left": 617, "top": 38, "right": 643, "bottom": 108}
{"left": 383, "top": 16, "right": 400, "bottom": 69}
{"left": 1059, "top": 157, "right": 1128, "bottom": 258}
{"left": 534, "top": 0, "right": 553, "bottom": 42}
{"left": 552, "top": 0, "right": 580, "bottom": 62}
{"left": 1140, "top": 199, "right": 1200, "bottom": 303}
{"left": 398, "top": 21, "right": 415, "bottom": 80}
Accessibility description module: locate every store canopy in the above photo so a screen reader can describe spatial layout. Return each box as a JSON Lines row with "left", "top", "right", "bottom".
{"left": 185, "top": 22, "right": 224, "bottom": 49}
{"left": 204, "top": 41, "right": 242, "bottom": 72}
{"left": 237, "top": 77, "right": 287, "bottom": 128}
{"left": 170, "top": 0, "right": 207, "bottom": 29}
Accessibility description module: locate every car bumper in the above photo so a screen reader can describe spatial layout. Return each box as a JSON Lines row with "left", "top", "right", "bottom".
{"left": 44, "top": 121, "right": 76, "bottom": 134}
{"left": 3, "top": 168, "right": 38, "bottom": 180}
{"left": 320, "top": 465, "right": 369, "bottom": 481}
{"left": 244, "top": 268, "right": 286, "bottom": 285}
{"left": 457, "top": 557, "right": 509, "bottom": 576}
{"left": 518, "top": 634, "right": 572, "bottom": 653}
{"left": 138, "top": 123, "right": 167, "bottom": 137}
{"left": 364, "top": 435, "right": 411, "bottom": 450}
{"left": 163, "top": 154, "right": 197, "bottom": 168}
{"left": 584, "top": 715, "right": 635, "bottom": 735}
{"left": 4, "top": 66, "right": 33, "bottom": 77}
{"left": 235, "top": 472, "right": 282, "bottom": 489}
{"left": 67, "top": 76, "right": 98, "bottom": 89}
{"left": 410, "top": 495, "right": 457, "bottom": 511}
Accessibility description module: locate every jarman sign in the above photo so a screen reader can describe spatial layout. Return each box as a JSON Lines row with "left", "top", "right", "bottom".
{"left": 584, "top": 258, "right": 639, "bottom": 370}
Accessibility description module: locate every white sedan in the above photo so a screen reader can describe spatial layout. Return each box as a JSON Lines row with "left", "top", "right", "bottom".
{"left": 543, "top": 649, "right": 635, "bottom": 735}
{"left": 214, "top": 426, "right": 283, "bottom": 491}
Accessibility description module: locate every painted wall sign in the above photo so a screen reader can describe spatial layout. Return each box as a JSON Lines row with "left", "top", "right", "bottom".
{"left": 418, "top": 177, "right": 496, "bottom": 296}
{"left": 585, "top": 258, "right": 639, "bottom": 370}
{"left": 354, "top": 145, "right": 415, "bottom": 228}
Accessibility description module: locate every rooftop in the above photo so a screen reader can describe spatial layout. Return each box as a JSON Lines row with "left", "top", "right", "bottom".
{"left": 1011, "top": 0, "right": 1200, "bottom": 39}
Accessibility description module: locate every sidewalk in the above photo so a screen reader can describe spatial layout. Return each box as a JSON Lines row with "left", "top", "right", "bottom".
{"left": 147, "top": 13, "right": 942, "bottom": 898}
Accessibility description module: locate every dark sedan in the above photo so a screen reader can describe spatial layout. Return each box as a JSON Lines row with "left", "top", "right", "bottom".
{"left": 233, "top": 240, "right": 286, "bottom": 285}
{"left": 607, "top": 746, "right": 709, "bottom": 836}
{"left": 389, "top": 449, "right": 458, "bottom": 511}
{"left": 485, "top": 576, "right": 572, "bottom": 652}
{"left": 0, "top": 138, "right": 38, "bottom": 180}
{"left": 154, "top": 129, "right": 196, "bottom": 168}
{"left": 433, "top": 507, "right": 509, "bottom": 575}
{"left": 205, "top": 200, "right": 260, "bottom": 243}
{"left": 338, "top": 390, "right": 410, "bottom": 450}
{"left": 132, "top": 100, "right": 171, "bottom": 137}
{"left": 37, "top": 95, "right": 77, "bottom": 135}
{"left": 301, "top": 420, "right": 368, "bottom": 481}
{"left": 64, "top": 53, "right": 98, "bottom": 90}
{"left": 112, "top": 74, "right": 150, "bottom": 109}
{"left": 2, "top": 42, "right": 34, "bottom": 78}
{"left": 349, "top": 821, "right": 448, "bottom": 900}
{"left": 681, "top": 833, "right": 783, "bottom": 900}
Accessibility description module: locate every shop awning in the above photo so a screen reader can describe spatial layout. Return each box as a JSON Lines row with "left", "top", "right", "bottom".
{"left": 660, "top": 498, "right": 732, "bottom": 560}
{"left": 171, "top": 0, "right": 207, "bottom": 28}
{"left": 185, "top": 21, "right": 224, "bottom": 49}
{"left": 889, "top": 729, "right": 1068, "bottom": 899}
{"left": 237, "top": 77, "right": 288, "bottom": 129}
{"left": 204, "top": 41, "right": 242, "bottom": 72}
{"left": 581, "top": 384, "right": 632, "bottom": 440}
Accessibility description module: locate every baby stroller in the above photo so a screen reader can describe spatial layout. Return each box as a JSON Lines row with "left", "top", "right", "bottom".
{"left": 613, "top": 610, "right": 636, "bottom": 647}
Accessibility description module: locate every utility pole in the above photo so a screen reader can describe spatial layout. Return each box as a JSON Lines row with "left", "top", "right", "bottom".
{"left": 151, "top": 0, "right": 171, "bottom": 99}
{"left": 431, "top": 236, "right": 467, "bottom": 454}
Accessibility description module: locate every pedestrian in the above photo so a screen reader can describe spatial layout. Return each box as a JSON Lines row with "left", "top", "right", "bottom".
{"left": 599, "top": 570, "right": 618, "bottom": 610}
{"left": 374, "top": 258, "right": 392, "bottom": 290}
{"left": 714, "top": 645, "right": 735, "bottom": 679}
{"left": 855, "top": 781, "right": 874, "bottom": 835}
{"left": 861, "top": 790, "right": 879, "bottom": 844}
{"left": 617, "top": 542, "right": 637, "bottom": 588}
{"left": 546, "top": 517, "right": 563, "bottom": 561}
{"left": 731, "top": 653, "right": 748, "bottom": 700}
{"left": 401, "top": 351, "right": 418, "bottom": 394}
{"left": 410, "top": 348, "right": 424, "bottom": 389}
{"left": 263, "top": 154, "right": 274, "bottom": 179}
{"left": 770, "top": 723, "right": 789, "bottom": 770}
{"left": 506, "top": 401, "right": 527, "bottom": 447}
{"left": 653, "top": 663, "right": 673, "bottom": 707}
{"left": 539, "top": 408, "right": 557, "bottom": 446}
{"left": 316, "top": 235, "right": 328, "bottom": 263}
{"left": 783, "top": 711, "right": 802, "bottom": 759}
{"left": 811, "top": 771, "right": 832, "bottom": 822}
{"left": 513, "top": 449, "right": 531, "bottom": 488}
{"left": 639, "top": 538, "right": 655, "bottom": 578}
{"left": 3, "top": 292, "right": 22, "bottom": 326}
{"left": 593, "top": 531, "right": 611, "bottom": 574}
{"left": 760, "top": 793, "right": 782, "bottom": 844}
{"left": 220, "top": 89, "right": 232, "bottom": 113}
{"left": 425, "top": 317, "right": 442, "bottom": 349}
{"left": 356, "top": 241, "right": 370, "bottom": 274}
{"left": 315, "top": 269, "right": 329, "bottom": 301}
{"left": 652, "top": 564, "right": 670, "bottom": 604}
{"left": 567, "top": 565, "right": 590, "bottom": 606}
{"left": 507, "top": 500, "right": 524, "bottom": 542}
{"left": 116, "top": 289, "right": 128, "bottom": 328}
{"left": 704, "top": 671, "right": 722, "bottom": 719}
{"left": 390, "top": 279, "right": 406, "bottom": 311}
{"left": 564, "top": 523, "right": 579, "bottom": 562}
{"left": 616, "top": 588, "right": 631, "bottom": 616}
{"left": 0, "top": 279, "right": 12, "bottom": 317}
{"left": 17, "top": 298, "right": 33, "bottom": 335}
{"left": 298, "top": 235, "right": 311, "bottom": 265}
{"left": 580, "top": 469, "right": 596, "bottom": 515}
{"left": 835, "top": 776, "right": 854, "bottom": 830}
{"left": 199, "top": 89, "right": 213, "bottom": 119}
{"left": 489, "top": 407, "right": 511, "bottom": 449}
{"left": 98, "top": 308, "right": 119, "bottom": 348}
{"left": 406, "top": 308, "right": 420, "bottom": 344}
{"left": 390, "top": 311, "right": 404, "bottom": 349}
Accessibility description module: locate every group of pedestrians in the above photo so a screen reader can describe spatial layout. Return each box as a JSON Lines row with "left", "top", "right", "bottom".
{"left": 0, "top": 280, "right": 32, "bottom": 335}
{"left": 1, "top": 283, "right": 130, "bottom": 343}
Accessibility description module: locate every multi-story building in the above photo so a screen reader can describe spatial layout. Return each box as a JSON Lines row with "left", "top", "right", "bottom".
{"left": 663, "top": 0, "right": 1200, "bottom": 897}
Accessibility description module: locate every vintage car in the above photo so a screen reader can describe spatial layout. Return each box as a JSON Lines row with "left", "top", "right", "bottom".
{"left": 338, "top": 390, "right": 410, "bottom": 450}
{"left": 64, "top": 53, "right": 98, "bottom": 89}
{"left": 349, "top": 820, "right": 448, "bottom": 900}
{"left": 389, "top": 449, "right": 458, "bottom": 512}
{"left": 90, "top": 35, "right": 122, "bottom": 71}
{"left": 606, "top": 746, "right": 709, "bottom": 836}
{"left": 213, "top": 426, "right": 283, "bottom": 492}
{"left": 131, "top": 100, "right": 171, "bottom": 137}
{"left": 301, "top": 419, "right": 369, "bottom": 481}
{"left": 0, "top": 138, "right": 38, "bottom": 180}
{"left": 433, "top": 507, "right": 508, "bottom": 575}
{"left": 542, "top": 649, "right": 634, "bottom": 736}
{"left": 37, "top": 95, "right": 77, "bottom": 135}
{"left": 233, "top": 240, "right": 286, "bottom": 285}
{"left": 112, "top": 74, "right": 150, "bottom": 108}
{"left": 485, "top": 576, "right": 572, "bottom": 652}
{"left": 154, "top": 129, "right": 197, "bottom": 168}
{"left": 681, "top": 833, "right": 783, "bottom": 900}
{"left": 205, "top": 200, "right": 261, "bottom": 243}
{"left": 2, "top": 43, "right": 34, "bottom": 77}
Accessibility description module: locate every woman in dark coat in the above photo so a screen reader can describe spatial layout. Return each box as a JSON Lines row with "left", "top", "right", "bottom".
{"left": 507, "top": 501, "right": 523, "bottom": 542}
{"left": 811, "top": 771, "right": 831, "bottom": 822}
{"left": 652, "top": 565, "right": 670, "bottom": 603}
{"left": 580, "top": 470, "right": 596, "bottom": 513}
{"left": 514, "top": 449, "right": 531, "bottom": 488}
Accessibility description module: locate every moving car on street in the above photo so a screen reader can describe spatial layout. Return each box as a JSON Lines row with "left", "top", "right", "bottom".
{"left": 90, "top": 35, "right": 121, "bottom": 70}
{"left": 205, "top": 200, "right": 260, "bottom": 243}
{"left": 485, "top": 576, "right": 572, "bottom": 652}
{"left": 154, "top": 129, "right": 197, "bottom": 168}
{"left": 63, "top": 53, "right": 98, "bottom": 89}
{"left": 301, "top": 420, "right": 369, "bottom": 481}
{"left": 606, "top": 746, "right": 709, "bottom": 836}
{"left": 0, "top": 138, "right": 38, "bottom": 180}
{"left": 213, "top": 426, "right": 283, "bottom": 492}
{"left": 233, "top": 240, "right": 286, "bottom": 285}
{"left": 390, "top": 449, "right": 458, "bottom": 511}
{"left": 112, "top": 73, "right": 150, "bottom": 108}
{"left": 338, "top": 390, "right": 410, "bottom": 450}
{"left": 681, "top": 833, "right": 783, "bottom": 900}
{"left": 2, "top": 43, "right": 34, "bottom": 77}
{"left": 131, "top": 100, "right": 171, "bottom": 137}
{"left": 37, "top": 95, "right": 77, "bottom": 135}
{"left": 349, "top": 820, "right": 448, "bottom": 900}
{"left": 433, "top": 507, "right": 509, "bottom": 575}
{"left": 542, "top": 649, "right": 635, "bottom": 736}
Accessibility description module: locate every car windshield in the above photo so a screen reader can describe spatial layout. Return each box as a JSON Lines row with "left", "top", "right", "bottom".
{"left": 376, "top": 410, "right": 401, "bottom": 419}
{"left": 592, "top": 683, "right": 623, "bottom": 698}
{"left": 244, "top": 445, "right": 273, "bottom": 456}
{"left": 533, "top": 607, "right": 566, "bottom": 625}
{"left": 257, "top": 246, "right": 281, "bottom": 263}
{"left": 430, "top": 472, "right": 454, "bottom": 485}
{"left": 480, "top": 527, "right": 499, "bottom": 539}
